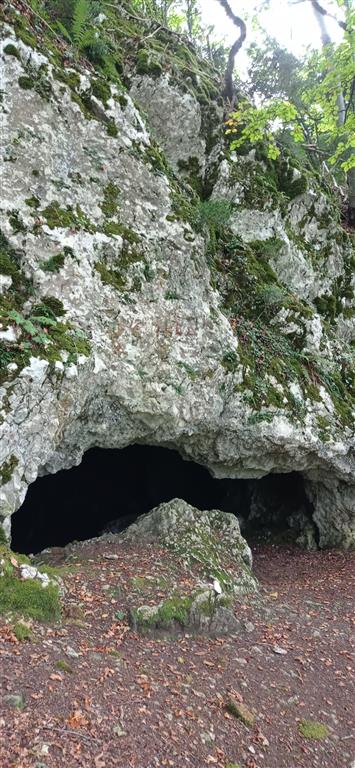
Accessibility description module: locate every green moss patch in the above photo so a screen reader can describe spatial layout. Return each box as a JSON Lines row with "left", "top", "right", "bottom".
{"left": 18, "top": 75, "right": 34, "bottom": 90}
{"left": 25, "top": 195, "right": 40, "bottom": 209}
{"left": 1, "top": 233, "right": 90, "bottom": 384}
{"left": 95, "top": 233, "right": 147, "bottom": 293}
{"left": 298, "top": 720, "right": 329, "bottom": 740}
{"left": 0, "top": 576, "right": 61, "bottom": 621}
{"left": 92, "top": 77, "right": 112, "bottom": 106}
{"left": 55, "top": 659, "right": 73, "bottom": 673}
{"left": 107, "top": 119, "right": 118, "bottom": 137}
{"left": 41, "top": 201, "right": 95, "bottom": 232}
{"left": 12, "top": 621, "right": 33, "bottom": 641}
{"left": 0, "top": 455, "right": 18, "bottom": 485}
{"left": 101, "top": 182, "right": 120, "bottom": 218}
{"left": 208, "top": 226, "right": 355, "bottom": 427}
{"left": 18, "top": 61, "right": 52, "bottom": 100}
{"left": 39, "top": 247, "right": 74, "bottom": 274}
{"left": 8, "top": 210, "right": 26, "bottom": 233}
{"left": 225, "top": 699, "right": 256, "bottom": 727}
{"left": 95, "top": 261, "right": 126, "bottom": 291}
{"left": 4, "top": 43, "right": 20, "bottom": 59}
{"left": 40, "top": 253, "right": 65, "bottom": 273}
{"left": 131, "top": 592, "right": 194, "bottom": 633}
{"left": 0, "top": 549, "right": 61, "bottom": 622}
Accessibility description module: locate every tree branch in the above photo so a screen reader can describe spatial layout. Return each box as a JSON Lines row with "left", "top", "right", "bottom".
{"left": 215, "top": 0, "right": 247, "bottom": 103}
{"left": 309, "top": 0, "right": 347, "bottom": 32}
{"left": 344, "top": 76, "right": 355, "bottom": 123}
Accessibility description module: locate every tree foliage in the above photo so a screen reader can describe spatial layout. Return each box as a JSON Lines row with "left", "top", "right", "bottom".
{"left": 225, "top": 1, "right": 355, "bottom": 221}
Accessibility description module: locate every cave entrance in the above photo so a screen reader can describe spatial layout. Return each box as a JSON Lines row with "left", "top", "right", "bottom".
{"left": 11, "top": 445, "right": 315, "bottom": 554}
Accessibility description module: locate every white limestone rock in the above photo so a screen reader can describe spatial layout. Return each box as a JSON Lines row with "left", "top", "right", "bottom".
{"left": 0, "top": 13, "right": 354, "bottom": 552}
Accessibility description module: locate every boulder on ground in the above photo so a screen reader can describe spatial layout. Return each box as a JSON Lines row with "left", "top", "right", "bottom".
{"left": 119, "top": 497, "right": 256, "bottom": 593}
{"left": 120, "top": 498, "right": 258, "bottom": 635}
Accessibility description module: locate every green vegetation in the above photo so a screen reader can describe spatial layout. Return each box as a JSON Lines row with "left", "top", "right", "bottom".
{"left": 132, "top": 593, "right": 194, "bottom": 631}
{"left": 298, "top": 720, "right": 329, "bottom": 740}
{"left": 41, "top": 201, "right": 95, "bottom": 231}
{"left": 18, "top": 75, "right": 34, "bottom": 90}
{"left": 25, "top": 195, "right": 40, "bottom": 209}
{"left": 106, "top": 119, "right": 118, "bottom": 137}
{"left": 95, "top": 261, "right": 126, "bottom": 291}
{"left": 221, "top": 350, "right": 238, "bottom": 373}
{"left": 101, "top": 182, "right": 120, "bottom": 218}
{"left": 0, "top": 576, "right": 61, "bottom": 621}
{"left": 4, "top": 43, "right": 20, "bottom": 58}
{"left": 225, "top": 699, "right": 256, "bottom": 727}
{"left": 0, "top": 455, "right": 18, "bottom": 485}
{"left": 1, "top": 229, "right": 90, "bottom": 383}
{"left": 39, "top": 246, "right": 75, "bottom": 273}
{"left": 12, "top": 621, "right": 33, "bottom": 641}
{"left": 8, "top": 210, "right": 26, "bottom": 233}
{"left": 0, "top": 549, "right": 61, "bottom": 622}
{"left": 40, "top": 253, "right": 64, "bottom": 273}
{"left": 206, "top": 222, "right": 355, "bottom": 426}
{"left": 18, "top": 61, "right": 52, "bottom": 100}
{"left": 91, "top": 77, "right": 111, "bottom": 106}
{"left": 55, "top": 659, "right": 73, "bottom": 673}
{"left": 95, "top": 234, "right": 146, "bottom": 294}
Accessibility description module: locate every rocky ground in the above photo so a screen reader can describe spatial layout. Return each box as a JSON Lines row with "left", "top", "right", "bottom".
{"left": 0, "top": 539, "right": 354, "bottom": 768}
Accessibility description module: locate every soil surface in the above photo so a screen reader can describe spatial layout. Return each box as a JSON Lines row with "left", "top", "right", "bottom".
{"left": 0, "top": 539, "right": 354, "bottom": 768}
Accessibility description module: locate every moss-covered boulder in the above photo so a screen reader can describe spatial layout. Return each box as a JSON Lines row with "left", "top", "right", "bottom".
{"left": 119, "top": 498, "right": 256, "bottom": 594}
{"left": 130, "top": 586, "right": 242, "bottom": 636}
{"left": 123, "top": 498, "right": 257, "bottom": 635}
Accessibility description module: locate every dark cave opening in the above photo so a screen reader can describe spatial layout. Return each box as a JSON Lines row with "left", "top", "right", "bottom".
{"left": 11, "top": 445, "right": 315, "bottom": 554}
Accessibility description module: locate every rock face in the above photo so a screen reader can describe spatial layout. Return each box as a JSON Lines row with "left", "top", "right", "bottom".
{"left": 0, "top": 4, "right": 354, "bottom": 549}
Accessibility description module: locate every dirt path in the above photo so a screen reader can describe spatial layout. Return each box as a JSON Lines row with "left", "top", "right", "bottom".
{"left": 0, "top": 541, "right": 354, "bottom": 768}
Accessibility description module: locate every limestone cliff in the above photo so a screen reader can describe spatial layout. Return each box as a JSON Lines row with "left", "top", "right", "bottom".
{"left": 0, "top": 2, "right": 354, "bottom": 548}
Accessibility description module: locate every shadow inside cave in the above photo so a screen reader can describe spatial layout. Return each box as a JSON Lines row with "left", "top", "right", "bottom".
{"left": 11, "top": 445, "right": 315, "bottom": 554}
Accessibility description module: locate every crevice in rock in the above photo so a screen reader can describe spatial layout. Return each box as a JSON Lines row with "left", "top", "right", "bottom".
{"left": 10, "top": 445, "right": 316, "bottom": 554}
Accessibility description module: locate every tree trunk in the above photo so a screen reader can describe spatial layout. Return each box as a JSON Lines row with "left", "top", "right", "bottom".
{"left": 348, "top": 166, "right": 355, "bottom": 227}
{"left": 310, "top": 1, "right": 346, "bottom": 127}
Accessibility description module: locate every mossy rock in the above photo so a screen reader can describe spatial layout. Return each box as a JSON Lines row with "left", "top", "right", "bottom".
{"left": 120, "top": 498, "right": 256, "bottom": 595}
{"left": 225, "top": 699, "right": 256, "bottom": 727}
{"left": 136, "top": 48, "right": 163, "bottom": 77}
{"left": 130, "top": 588, "right": 241, "bottom": 637}
{"left": 41, "top": 201, "right": 95, "bottom": 232}
{"left": 131, "top": 593, "right": 193, "bottom": 631}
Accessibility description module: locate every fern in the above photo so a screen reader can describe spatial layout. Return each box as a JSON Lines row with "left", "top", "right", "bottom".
{"left": 71, "top": 0, "right": 90, "bottom": 47}
{"left": 55, "top": 19, "right": 73, "bottom": 43}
